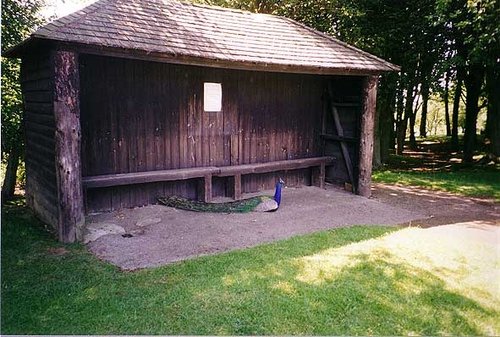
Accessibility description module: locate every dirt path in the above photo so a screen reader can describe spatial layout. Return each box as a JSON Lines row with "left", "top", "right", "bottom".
{"left": 371, "top": 183, "right": 499, "bottom": 227}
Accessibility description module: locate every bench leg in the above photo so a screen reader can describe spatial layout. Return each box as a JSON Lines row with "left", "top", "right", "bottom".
{"left": 198, "top": 174, "right": 213, "bottom": 202}
{"left": 234, "top": 174, "right": 242, "bottom": 200}
{"left": 312, "top": 164, "right": 326, "bottom": 189}
{"left": 319, "top": 163, "right": 326, "bottom": 189}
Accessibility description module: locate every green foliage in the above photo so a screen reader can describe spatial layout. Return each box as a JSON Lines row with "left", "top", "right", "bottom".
{"left": 1, "top": 0, "right": 43, "bottom": 158}
{"left": 2, "top": 205, "right": 498, "bottom": 334}
{"left": 1, "top": 58, "right": 23, "bottom": 157}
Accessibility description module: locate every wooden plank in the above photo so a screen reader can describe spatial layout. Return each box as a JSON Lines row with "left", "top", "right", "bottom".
{"left": 25, "top": 102, "right": 53, "bottom": 115}
{"left": 25, "top": 111, "right": 55, "bottom": 125}
{"left": 187, "top": 68, "right": 198, "bottom": 168}
{"left": 21, "top": 78, "right": 52, "bottom": 91}
{"left": 20, "top": 67, "right": 52, "bottom": 82}
{"left": 83, "top": 166, "right": 220, "bottom": 189}
{"left": 23, "top": 91, "right": 53, "bottom": 103}
{"left": 329, "top": 102, "right": 361, "bottom": 107}
{"left": 26, "top": 150, "right": 56, "bottom": 170}
{"left": 327, "top": 83, "right": 356, "bottom": 191}
{"left": 26, "top": 137, "right": 55, "bottom": 159}
{"left": 162, "top": 63, "right": 172, "bottom": 170}
{"left": 170, "top": 67, "right": 180, "bottom": 169}
{"left": 217, "top": 156, "right": 334, "bottom": 176}
{"left": 320, "top": 133, "right": 358, "bottom": 143}
{"left": 357, "top": 76, "right": 378, "bottom": 197}
{"left": 25, "top": 120, "right": 55, "bottom": 137}
{"left": 178, "top": 67, "right": 188, "bottom": 169}
{"left": 53, "top": 50, "right": 85, "bottom": 243}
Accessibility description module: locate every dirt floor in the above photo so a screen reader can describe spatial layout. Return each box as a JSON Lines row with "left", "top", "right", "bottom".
{"left": 85, "top": 180, "right": 499, "bottom": 271}
{"left": 86, "top": 185, "right": 426, "bottom": 270}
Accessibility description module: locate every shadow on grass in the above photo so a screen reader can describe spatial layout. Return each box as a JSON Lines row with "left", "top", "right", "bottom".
{"left": 373, "top": 167, "right": 500, "bottom": 200}
{"left": 2, "top": 204, "right": 498, "bottom": 335}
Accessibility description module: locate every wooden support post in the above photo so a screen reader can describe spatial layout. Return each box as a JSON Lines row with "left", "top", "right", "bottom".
{"left": 234, "top": 173, "right": 242, "bottom": 200}
{"left": 53, "top": 50, "right": 85, "bottom": 243}
{"left": 310, "top": 162, "right": 326, "bottom": 189}
{"left": 319, "top": 162, "right": 326, "bottom": 189}
{"left": 358, "top": 76, "right": 378, "bottom": 197}
{"left": 203, "top": 174, "right": 212, "bottom": 202}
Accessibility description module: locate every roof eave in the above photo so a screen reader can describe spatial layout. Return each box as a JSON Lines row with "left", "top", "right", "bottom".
{"left": 4, "top": 36, "right": 397, "bottom": 76}
{"left": 2, "top": 36, "right": 35, "bottom": 58}
{"left": 56, "top": 40, "right": 392, "bottom": 76}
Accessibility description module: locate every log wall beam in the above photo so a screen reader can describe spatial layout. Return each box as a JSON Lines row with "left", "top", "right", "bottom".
{"left": 357, "top": 75, "right": 378, "bottom": 197}
{"left": 53, "top": 50, "right": 85, "bottom": 243}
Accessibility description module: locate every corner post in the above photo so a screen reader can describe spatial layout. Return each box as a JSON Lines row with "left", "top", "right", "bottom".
{"left": 357, "top": 75, "right": 378, "bottom": 197}
{"left": 53, "top": 50, "right": 84, "bottom": 242}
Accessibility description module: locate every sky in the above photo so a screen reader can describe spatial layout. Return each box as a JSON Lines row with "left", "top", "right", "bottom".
{"left": 40, "top": 0, "right": 97, "bottom": 20}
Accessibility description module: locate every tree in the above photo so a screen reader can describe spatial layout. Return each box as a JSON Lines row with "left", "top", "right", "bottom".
{"left": 1, "top": 0, "right": 43, "bottom": 200}
{"left": 435, "top": 0, "right": 499, "bottom": 162}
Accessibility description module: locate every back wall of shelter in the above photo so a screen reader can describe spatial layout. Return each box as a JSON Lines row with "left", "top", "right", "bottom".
{"left": 79, "top": 54, "right": 362, "bottom": 212}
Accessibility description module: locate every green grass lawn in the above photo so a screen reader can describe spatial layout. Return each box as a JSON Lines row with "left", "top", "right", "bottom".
{"left": 2, "top": 202, "right": 499, "bottom": 335}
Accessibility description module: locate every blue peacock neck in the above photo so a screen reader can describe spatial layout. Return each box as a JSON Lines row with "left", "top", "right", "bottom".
{"left": 273, "top": 181, "right": 282, "bottom": 206}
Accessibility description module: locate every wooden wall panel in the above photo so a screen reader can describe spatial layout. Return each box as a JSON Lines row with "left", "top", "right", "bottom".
{"left": 21, "top": 50, "right": 59, "bottom": 226}
{"left": 80, "top": 55, "right": 361, "bottom": 212}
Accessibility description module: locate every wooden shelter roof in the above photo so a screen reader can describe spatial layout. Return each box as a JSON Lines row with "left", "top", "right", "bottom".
{"left": 8, "top": 0, "right": 399, "bottom": 74}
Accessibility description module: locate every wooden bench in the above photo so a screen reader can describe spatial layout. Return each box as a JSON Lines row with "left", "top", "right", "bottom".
{"left": 82, "top": 166, "right": 220, "bottom": 202}
{"left": 82, "top": 156, "right": 335, "bottom": 203}
{"left": 215, "top": 156, "right": 335, "bottom": 200}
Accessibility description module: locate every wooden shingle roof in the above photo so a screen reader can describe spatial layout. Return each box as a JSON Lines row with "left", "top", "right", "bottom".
{"left": 10, "top": 0, "right": 399, "bottom": 74}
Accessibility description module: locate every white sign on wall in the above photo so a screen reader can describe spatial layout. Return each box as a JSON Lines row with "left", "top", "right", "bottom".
{"left": 204, "top": 82, "right": 222, "bottom": 112}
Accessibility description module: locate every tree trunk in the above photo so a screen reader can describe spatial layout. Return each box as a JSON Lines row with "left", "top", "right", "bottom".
{"left": 375, "top": 75, "right": 397, "bottom": 164}
{"left": 408, "top": 105, "right": 417, "bottom": 149}
{"left": 419, "top": 81, "right": 430, "bottom": 138}
{"left": 452, "top": 67, "right": 464, "bottom": 148}
{"left": 372, "top": 124, "right": 381, "bottom": 167}
{"left": 463, "top": 64, "right": 485, "bottom": 163}
{"left": 444, "top": 70, "right": 451, "bottom": 136}
{"left": 396, "top": 77, "right": 410, "bottom": 155}
{"left": 399, "top": 80, "right": 415, "bottom": 153}
{"left": 485, "top": 65, "right": 500, "bottom": 158}
{"left": 1, "top": 147, "right": 20, "bottom": 202}
{"left": 408, "top": 82, "right": 420, "bottom": 150}
{"left": 381, "top": 87, "right": 396, "bottom": 163}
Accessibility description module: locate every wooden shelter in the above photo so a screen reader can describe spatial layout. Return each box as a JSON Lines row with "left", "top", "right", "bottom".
{"left": 6, "top": 0, "right": 399, "bottom": 242}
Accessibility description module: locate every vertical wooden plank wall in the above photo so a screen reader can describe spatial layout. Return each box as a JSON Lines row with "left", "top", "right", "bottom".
{"left": 21, "top": 50, "right": 59, "bottom": 228}
{"left": 80, "top": 55, "right": 360, "bottom": 212}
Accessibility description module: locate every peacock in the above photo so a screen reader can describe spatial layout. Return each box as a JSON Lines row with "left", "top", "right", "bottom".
{"left": 158, "top": 178, "right": 285, "bottom": 213}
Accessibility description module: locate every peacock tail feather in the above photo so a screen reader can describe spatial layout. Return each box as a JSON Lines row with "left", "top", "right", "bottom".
{"left": 157, "top": 195, "right": 274, "bottom": 213}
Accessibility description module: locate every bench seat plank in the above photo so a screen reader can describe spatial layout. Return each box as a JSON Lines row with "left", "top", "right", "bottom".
{"left": 82, "top": 166, "right": 220, "bottom": 189}
{"left": 216, "top": 156, "right": 335, "bottom": 177}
